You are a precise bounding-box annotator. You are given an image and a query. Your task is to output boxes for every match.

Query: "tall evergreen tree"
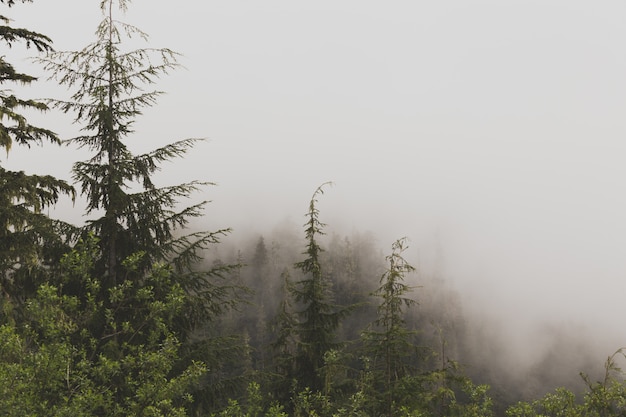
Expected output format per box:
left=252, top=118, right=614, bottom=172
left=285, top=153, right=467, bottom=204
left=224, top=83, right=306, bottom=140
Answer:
left=40, top=0, right=217, bottom=283
left=289, top=182, right=351, bottom=392
left=37, top=1, right=242, bottom=413
left=363, top=237, right=418, bottom=416
left=38, top=0, right=234, bottom=324
left=0, top=0, right=74, bottom=308
left=268, top=268, right=297, bottom=404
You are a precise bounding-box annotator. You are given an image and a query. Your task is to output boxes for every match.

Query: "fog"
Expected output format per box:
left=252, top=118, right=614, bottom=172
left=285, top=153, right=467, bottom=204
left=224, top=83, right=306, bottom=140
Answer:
left=5, top=0, right=626, bottom=395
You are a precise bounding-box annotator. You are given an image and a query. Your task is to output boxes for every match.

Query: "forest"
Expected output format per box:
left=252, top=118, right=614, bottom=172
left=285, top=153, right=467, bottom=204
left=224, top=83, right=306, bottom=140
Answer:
left=1, top=1, right=625, bottom=416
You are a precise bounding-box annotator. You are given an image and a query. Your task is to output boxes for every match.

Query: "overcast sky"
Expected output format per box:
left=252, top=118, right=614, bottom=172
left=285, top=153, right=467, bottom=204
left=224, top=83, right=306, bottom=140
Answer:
left=5, top=1, right=626, bottom=358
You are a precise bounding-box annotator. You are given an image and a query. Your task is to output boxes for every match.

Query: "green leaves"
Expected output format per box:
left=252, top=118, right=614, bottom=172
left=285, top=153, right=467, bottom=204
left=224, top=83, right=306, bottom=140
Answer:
left=0, top=235, right=207, bottom=416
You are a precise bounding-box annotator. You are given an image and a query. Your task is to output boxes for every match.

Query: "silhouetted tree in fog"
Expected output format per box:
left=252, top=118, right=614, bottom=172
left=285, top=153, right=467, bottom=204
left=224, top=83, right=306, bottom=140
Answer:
left=289, top=182, right=352, bottom=392
left=362, top=237, right=417, bottom=415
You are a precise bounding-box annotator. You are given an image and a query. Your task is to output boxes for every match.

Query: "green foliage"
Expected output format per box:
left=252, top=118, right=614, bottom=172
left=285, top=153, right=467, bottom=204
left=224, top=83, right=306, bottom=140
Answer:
left=580, top=348, right=626, bottom=416
left=0, top=235, right=205, bottom=416
left=36, top=6, right=244, bottom=413
left=0, top=0, right=56, bottom=152
left=0, top=0, right=75, bottom=310
left=37, top=0, right=223, bottom=285
left=211, top=382, right=287, bottom=417
left=505, top=349, right=626, bottom=417
left=448, top=380, right=494, bottom=417
left=289, top=182, right=353, bottom=392
left=267, top=268, right=298, bottom=402
left=361, top=237, right=418, bottom=415
left=4, top=3, right=626, bottom=417
left=292, top=386, right=333, bottom=417
left=506, top=388, right=583, bottom=417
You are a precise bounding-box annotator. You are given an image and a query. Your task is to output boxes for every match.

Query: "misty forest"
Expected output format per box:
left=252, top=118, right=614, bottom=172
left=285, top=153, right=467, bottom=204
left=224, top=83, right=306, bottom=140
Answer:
left=2, top=1, right=626, bottom=416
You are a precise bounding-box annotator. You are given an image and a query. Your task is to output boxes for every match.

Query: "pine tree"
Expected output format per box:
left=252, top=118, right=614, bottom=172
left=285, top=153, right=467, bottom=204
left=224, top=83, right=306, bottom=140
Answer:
left=290, top=182, right=351, bottom=392
left=363, top=237, right=418, bottom=415
left=37, top=0, right=235, bottom=326
left=36, top=1, right=242, bottom=413
left=249, top=236, right=270, bottom=370
left=40, top=0, right=215, bottom=282
left=0, top=0, right=74, bottom=308
left=269, top=268, right=298, bottom=403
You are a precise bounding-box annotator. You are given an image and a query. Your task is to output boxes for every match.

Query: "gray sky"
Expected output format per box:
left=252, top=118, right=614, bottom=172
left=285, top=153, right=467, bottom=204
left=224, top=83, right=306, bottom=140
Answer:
left=5, top=1, right=626, bottom=359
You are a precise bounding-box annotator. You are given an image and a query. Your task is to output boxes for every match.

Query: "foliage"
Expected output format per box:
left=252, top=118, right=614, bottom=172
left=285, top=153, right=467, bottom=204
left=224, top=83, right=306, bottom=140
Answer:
left=289, top=182, right=353, bottom=393
left=38, top=0, right=226, bottom=285
left=0, top=0, right=75, bottom=310
left=361, top=237, right=418, bottom=415
left=5, top=2, right=626, bottom=417
left=0, top=235, right=205, bottom=416
left=35, top=0, right=243, bottom=344
left=505, top=349, right=626, bottom=417
left=267, top=268, right=298, bottom=403
left=580, top=348, right=626, bottom=416
left=33, top=0, right=244, bottom=413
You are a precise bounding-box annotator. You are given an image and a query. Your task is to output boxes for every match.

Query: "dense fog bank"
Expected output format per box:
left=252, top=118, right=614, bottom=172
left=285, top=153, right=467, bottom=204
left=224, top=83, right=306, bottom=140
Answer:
left=201, top=214, right=622, bottom=412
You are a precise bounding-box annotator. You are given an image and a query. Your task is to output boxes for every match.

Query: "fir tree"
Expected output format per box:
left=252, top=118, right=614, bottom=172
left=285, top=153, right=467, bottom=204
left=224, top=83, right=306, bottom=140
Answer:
left=39, top=0, right=220, bottom=283
left=37, top=1, right=242, bottom=413
left=269, top=268, right=297, bottom=403
left=37, top=0, right=235, bottom=327
left=0, top=0, right=74, bottom=308
left=290, top=182, right=351, bottom=392
left=363, top=237, right=418, bottom=415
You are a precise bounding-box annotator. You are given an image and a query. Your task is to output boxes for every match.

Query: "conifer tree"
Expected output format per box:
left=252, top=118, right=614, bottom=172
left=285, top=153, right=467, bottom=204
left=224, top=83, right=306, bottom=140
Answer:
left=363, top=237, right=418, bottom=415
left=269, top=268, right=297, bottom=403
left=40, top=0, right=216, bottom=282
left=249, top=236, right=270, bottom=369
left=37, top=0, right=234, bottom=324
left=37, top=1, right=241, bottom=412
left=0, top=0, right=74, bottom=307
left=289, top=182, right=351, bottom=392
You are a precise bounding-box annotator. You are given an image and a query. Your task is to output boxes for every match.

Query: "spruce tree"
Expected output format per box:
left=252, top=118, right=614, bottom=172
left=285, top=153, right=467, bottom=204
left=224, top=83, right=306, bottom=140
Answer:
left=0, top=0, right=74, bottom=307
left=269, top=268, right=297, bottom=403
left=289, top=182, right=351, bottom=392
left=363, top=237, right=418, bottom=415
left=37, top=0, right=234, bottom=322
left=40, top=0, right=215, bottom=283
left=36, top=1, right=241, bottom=412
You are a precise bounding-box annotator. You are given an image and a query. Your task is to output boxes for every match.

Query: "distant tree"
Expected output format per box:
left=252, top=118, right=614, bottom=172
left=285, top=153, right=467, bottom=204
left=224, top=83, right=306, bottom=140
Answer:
left=326, top=233, right=380, bottom=343
left=253, top=236, right=269, bottom=273
left=289, top=182, right=352, bottom=392
left=0, top=0, right=74, bottom=309
left=362, top=237, right=418, bottom=415
left=326, top=235, right=360, bottom=307
left=242, top=236, right=272, bottom=372
left=268, top=268, right=298, bottom=404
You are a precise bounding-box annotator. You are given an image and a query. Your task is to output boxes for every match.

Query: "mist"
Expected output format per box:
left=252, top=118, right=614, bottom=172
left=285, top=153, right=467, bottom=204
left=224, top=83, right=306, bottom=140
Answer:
left=4, top=0, right=626, bottom=408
